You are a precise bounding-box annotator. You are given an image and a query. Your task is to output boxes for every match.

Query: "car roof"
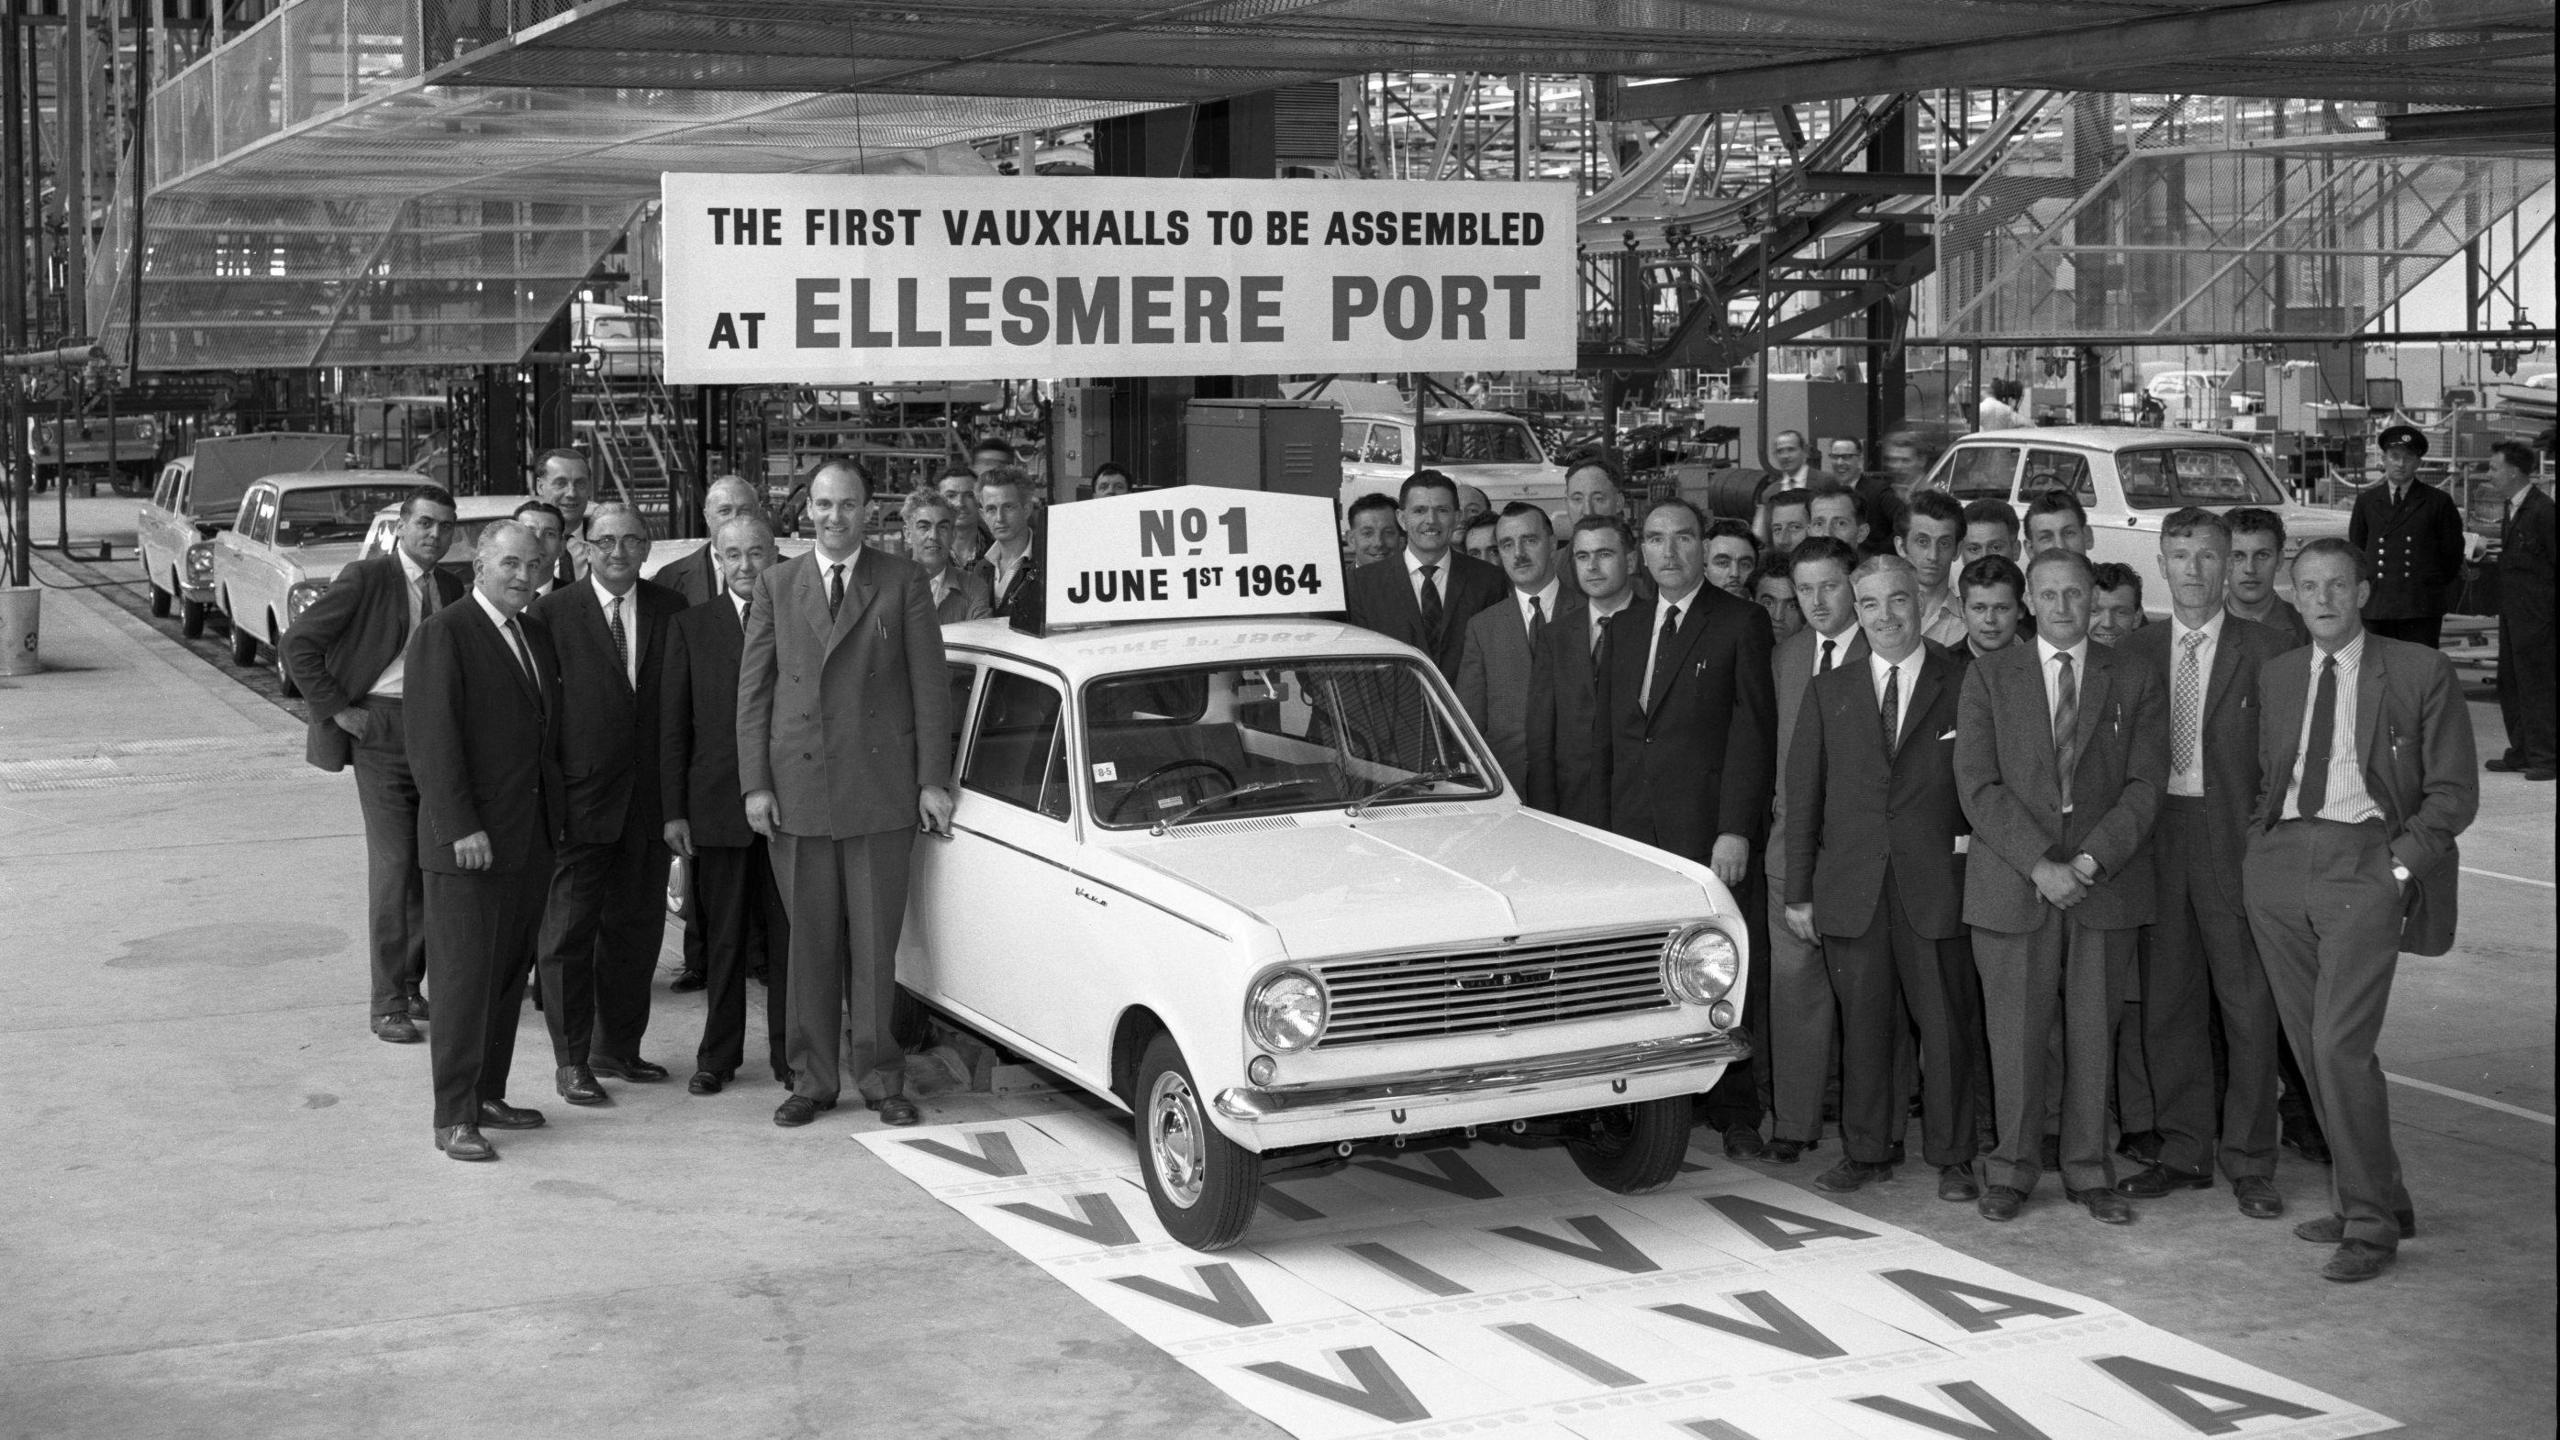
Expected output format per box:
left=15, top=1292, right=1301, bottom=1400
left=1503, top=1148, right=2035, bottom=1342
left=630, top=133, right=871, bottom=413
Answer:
left=1344, top=408, right=1525, bottom=425
left=249, top=469, right=427, bottom=492
left=1952, top=425, right=2255, bottom=453
left=943, top=616, right=1429, bottom=686
left=369, top=493, right=533, bottom=520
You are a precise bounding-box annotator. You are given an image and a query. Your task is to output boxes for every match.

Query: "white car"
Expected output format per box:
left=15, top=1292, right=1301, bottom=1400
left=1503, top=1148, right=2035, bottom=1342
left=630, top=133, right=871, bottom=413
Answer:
left=135, top=433, right=345, bottom=639
left=1928, top=426, right=2349, bottom=601
left=907, top=616, right=1751, bottom=1251
left=1338, top=408, right=1566, bottom=515
left=211, top=471, right=420, bottom=690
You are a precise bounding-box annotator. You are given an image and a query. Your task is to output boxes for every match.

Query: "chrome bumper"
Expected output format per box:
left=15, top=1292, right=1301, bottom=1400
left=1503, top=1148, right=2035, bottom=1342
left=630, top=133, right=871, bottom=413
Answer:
left=1213, top=1030, right=1751, bottom=1123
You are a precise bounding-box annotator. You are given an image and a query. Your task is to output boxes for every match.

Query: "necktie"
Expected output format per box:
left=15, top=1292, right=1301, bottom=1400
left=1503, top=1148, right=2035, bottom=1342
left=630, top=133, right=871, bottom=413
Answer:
left=415, top=571, right=439, bottom=620
left=502, top=616, right=540, bottom=703
left=1820, top=636, right=1836, bottom=673
left=1880, top=662, right=1902, bottom=759
left=2297, top=655, right=2338, bottom=819
left=1527, top=594, right=1548, bottom=648
left=2172, top=629, right=2206, bottom=774
left=1647, top=604, right=1681, bottom=711
left=1418, top=562, right=1444, bottom=639
left=608, top=594, right=630, bottom=685
left=2053, top=651, right=2080, bottom=812
left=827, top=562, right=847, bottom=620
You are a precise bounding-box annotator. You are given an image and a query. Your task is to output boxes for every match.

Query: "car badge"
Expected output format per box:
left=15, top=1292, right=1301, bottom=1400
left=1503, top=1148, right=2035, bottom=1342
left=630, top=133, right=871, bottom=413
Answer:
left=1455, top=968, right=1553, bottom=992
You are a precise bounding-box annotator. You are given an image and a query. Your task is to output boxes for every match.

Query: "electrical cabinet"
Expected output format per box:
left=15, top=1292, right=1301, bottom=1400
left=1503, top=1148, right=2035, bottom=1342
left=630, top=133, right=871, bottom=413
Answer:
left=1182, top=399, right=1342, bottom=497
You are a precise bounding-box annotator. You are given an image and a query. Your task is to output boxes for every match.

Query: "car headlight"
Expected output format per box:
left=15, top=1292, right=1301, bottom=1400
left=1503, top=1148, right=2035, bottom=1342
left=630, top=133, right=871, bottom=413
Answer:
left=287, top=581, right=325, bottom=626
left=1663, top=923, right=1741, bottom=1005
left=1245, top=969, right=1328, bottom=1053
left=184, top=543, right=214, bottom=582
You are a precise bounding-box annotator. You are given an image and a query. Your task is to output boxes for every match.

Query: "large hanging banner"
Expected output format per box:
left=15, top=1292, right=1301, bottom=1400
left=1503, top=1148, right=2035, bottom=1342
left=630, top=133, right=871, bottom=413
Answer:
left=659, top=175, right=1580, bottom=385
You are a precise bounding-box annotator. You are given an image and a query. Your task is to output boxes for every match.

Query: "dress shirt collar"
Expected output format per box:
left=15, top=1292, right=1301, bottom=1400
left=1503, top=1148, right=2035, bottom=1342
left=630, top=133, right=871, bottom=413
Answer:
left=590, top=572, right=635, bottom=612
left=470, top=587, right=515, bottom=632
left=1403, top=545, right=1450, bottom=581
left=814, top=543, right=862, bottom=575
left=1588, top=588, right=1633, bottom=622
left=2171, top=608, right=2225, bottom=646
left=2036, top=631, right=2090, bottom=674
left=2315, top=628, right=2366, bottom=672
left=1867, top=643, right=1924, bottom=698
left=731, top=588, right=752, bottom=622
left=1515, top=577, right=1562, bottom=629
left=393, top=548, right=430, bottom=587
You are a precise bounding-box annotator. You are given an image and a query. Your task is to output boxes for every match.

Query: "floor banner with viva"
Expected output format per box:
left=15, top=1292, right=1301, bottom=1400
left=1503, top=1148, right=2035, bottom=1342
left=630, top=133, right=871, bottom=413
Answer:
left=658, top=174, right=1581, bottom=384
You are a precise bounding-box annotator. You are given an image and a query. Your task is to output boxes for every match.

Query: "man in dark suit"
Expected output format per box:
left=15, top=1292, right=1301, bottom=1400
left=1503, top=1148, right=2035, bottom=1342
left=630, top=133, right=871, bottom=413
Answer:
left=2246, top=539, right=2478, bottom=1282
left=656, top=475, right=766, bottom=608
left=2484, top=442, right=2554, bottom=781
left=663, top=515, right=792, bottom=1095
left=2111, top=509, right=2293, bottom=1219
left=283, top=485, right=466, bottom=1043
left=741, top=460, right=954, bottom=1130
left=406, top=521, right=565, bottom=1161
left=1530, top=515, right=1635, bottom=825
left=2348, top=425, right=2464, bottom=648
left=533, top=448, right=600, bottom=589
left=1458, top=504, right=1576, bottom=799
left=1787, top=556, right=1979, bottom=1200
left=2225, top=507, right=2313, bottom=650
left=904, top=490, right=993, bottom=625
left=1609, top=497, right=1779, bottom=1156
left=1957, top=548, right=2167, bottom=1225
left=1344, top=470, right=1508, bottom=679
left=526, top=503, right=688, bottom=1104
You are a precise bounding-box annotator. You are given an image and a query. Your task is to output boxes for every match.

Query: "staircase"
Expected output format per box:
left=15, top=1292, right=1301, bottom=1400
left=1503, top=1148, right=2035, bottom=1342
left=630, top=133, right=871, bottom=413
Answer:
left=575, top=369, right=697, bottom=537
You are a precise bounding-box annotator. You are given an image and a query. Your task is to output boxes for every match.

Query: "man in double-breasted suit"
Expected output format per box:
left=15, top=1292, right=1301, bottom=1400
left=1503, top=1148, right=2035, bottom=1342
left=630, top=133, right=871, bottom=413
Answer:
left=1458, top=504, right=1578, bottom=801
left=1787, top=556, right=1978, bottom=1200
left=2245, top=539, right=2477, bottom=1282
left=2485, top=441, right=2554, bottom=779
left=1957, top=547, right=2167, bottom=1224
left=740, top=461, right=954, bottom=1130
left=1344, top=471, right=1508, bottom=679
left=1529, top=515, right=1636, bottom=825
left=527, top=504, right=688, bottom=1104
left=663, top=516, right=792, bottom=1095
left=2347, top=425, right=2465, bottom=648
left=406, top=522, right=566, bottom=1161
left=282, top=485, right=465, bottom=1043
left=2113, top=509, right=2294, bottom=1218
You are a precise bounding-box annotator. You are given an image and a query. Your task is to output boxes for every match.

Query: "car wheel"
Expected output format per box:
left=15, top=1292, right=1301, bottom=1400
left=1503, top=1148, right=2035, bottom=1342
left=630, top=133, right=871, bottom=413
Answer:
left=147, top=576, right=172, bottom=617
left=228, top=612, right=260, bottom=666
left=1563, top=1096, right=1691, bottom=1195
left=271, top=623, right=299, bottom=696
left=1133, top=1031, right=1260, bottom=1252
left=178, top=595, right=207, bottom=638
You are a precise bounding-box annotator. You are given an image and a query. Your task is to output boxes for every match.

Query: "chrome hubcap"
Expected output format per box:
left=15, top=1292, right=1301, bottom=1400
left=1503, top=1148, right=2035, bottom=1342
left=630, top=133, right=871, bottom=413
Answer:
left=1148, top=1070, right=1207, bottom=1209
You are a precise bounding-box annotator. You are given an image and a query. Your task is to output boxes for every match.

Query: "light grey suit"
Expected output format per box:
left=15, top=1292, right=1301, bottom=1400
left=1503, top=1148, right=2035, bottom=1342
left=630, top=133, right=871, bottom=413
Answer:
left=1765, top=623, right=1866, bottom=1145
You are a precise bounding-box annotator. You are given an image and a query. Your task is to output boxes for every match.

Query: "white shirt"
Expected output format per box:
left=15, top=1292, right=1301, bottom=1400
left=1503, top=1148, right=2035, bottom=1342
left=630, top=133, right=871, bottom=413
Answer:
left=1919, top=586, right=1968, bottom=648
left=1868, top=645, right=1926, bottom=749
left=1811, top=624, right=1856, bottom=674
left=1403, top=545, right=1449, bottom=610
left=731, top=589, right=752, bottom=626
left=2166, top=609, right=2225, bottom=798
left=1639, top=583, right=1704, bottom=706
left=471, top=588, right=539, bottom=689
left=817, top=547, right=861, bottom=612
left=988, top=537, right=1031, bottom=598
left=366, top=549, right=436, bottom=701
left=2281, top=632, right=2382, bottom=824
left=928, top=565, right=956, bottom=609
left=1976, top=397, right=2024, bottom=432
left=1513, top=578, right=1562, bottom=638
left=592, top=574, right=641, bottom=688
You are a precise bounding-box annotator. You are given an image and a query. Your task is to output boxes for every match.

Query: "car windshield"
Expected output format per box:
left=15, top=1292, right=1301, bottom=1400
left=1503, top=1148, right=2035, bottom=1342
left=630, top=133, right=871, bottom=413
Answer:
left=2117, top=447, right=2285, bottom=509
left=1083, top=658, right=1497, bottom=829
left=1418, top=420, right=1541, bottom=465
left=277, top=485, right=414, bottom=545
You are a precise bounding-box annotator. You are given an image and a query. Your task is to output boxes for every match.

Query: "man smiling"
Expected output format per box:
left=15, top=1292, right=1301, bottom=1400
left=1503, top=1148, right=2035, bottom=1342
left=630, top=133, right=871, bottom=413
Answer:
left=1345, top=470, right=1506, bottom=679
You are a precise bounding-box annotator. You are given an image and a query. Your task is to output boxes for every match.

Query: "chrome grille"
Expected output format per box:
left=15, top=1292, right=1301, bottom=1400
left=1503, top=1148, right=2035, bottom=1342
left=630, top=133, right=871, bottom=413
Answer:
left=1313, top=928, right=1676, bottom=1048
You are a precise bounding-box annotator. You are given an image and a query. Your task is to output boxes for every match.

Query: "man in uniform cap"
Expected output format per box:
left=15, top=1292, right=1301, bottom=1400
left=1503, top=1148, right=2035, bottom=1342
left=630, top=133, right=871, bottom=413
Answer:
left=2347, top=425, right=2464, bottom=649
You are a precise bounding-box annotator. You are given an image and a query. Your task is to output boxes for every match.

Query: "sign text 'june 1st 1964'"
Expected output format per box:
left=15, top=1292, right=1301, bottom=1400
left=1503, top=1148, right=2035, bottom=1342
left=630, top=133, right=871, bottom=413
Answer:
left=1047, top=488, right=1345, bottom=628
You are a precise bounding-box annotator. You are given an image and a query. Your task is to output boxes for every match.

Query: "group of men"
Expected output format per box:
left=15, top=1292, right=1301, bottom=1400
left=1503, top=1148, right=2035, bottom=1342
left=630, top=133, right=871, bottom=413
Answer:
left=1351, top=442, right=2500, bottom=1283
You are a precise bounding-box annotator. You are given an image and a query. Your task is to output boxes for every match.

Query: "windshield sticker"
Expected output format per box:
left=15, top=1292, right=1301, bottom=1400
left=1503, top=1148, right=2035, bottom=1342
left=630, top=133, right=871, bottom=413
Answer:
left=1092, top=761, right=1119, bottom=783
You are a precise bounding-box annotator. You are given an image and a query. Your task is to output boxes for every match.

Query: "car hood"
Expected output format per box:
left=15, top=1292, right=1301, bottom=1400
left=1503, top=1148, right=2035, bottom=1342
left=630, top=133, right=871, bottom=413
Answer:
left=277, top=540, right=367, bottom=580
left=1118, top=807, right=1716, bottom=959
left=2277, top=503, right=2351, bottom=539
left=1419, top=460, right=1561, bottom=486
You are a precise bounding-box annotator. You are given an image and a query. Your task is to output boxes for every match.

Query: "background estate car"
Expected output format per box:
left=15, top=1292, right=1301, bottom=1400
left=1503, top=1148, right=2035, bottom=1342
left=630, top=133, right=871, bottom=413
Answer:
left=1338, top=407, right=1567, bottom=517
left=903, top=616, right=1752, bottom=1251
left=211, top=471, right=419, bottom=692
left=135, top=432, right=345, bottom=638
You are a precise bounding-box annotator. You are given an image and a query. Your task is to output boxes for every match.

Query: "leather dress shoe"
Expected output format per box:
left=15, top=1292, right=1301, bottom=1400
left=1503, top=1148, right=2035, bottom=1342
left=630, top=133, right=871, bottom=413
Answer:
left=2232, top=1175, right=2284, bottom=1218
left=2295, top=1210, right=2416, bottom=1243
left=405, top=989, right=431, bottom=1022
left=2116, top=1162, right=2212, bottom=1198
left=556, top=1065, right=610, bottom=1106
left=2281, top=1116, right=2331, bottom=1165
left=588, top=1055, right=669, bottom=1083
left=1721, top=1124, right=1766, bottom=1160
left=2527, top=769, right=2555, bottom=782
left=670, top=969, right=708, bottom=993
left=875, top=1095, right=922, bottom=1127
left=434, top=1124, right=496, bottom=1161
left=2322, top=1240, right=2396, bottom=1283
left=1938, top=1165, right=1981, bottom=1202
left=1978, top=1185, right=2027, bottom=1222
left=1813, top=1158, right=1893, bottom=1193
left=688, top=1070, right=728, bottom=1096
left=775, top=1094, right=836, bottom=1127
left=1763, top=1137, right=1809, bottom=1164
left=373, top=1014, right=423, bottom=1044
left=2115, top=1129, right=2164, bottom=1163
left=2486, top=756, right=2526, bottom=773
left=476, top=1099, right=545, bottom=1130
left=2067, top=1186, right=2136, bottom=1224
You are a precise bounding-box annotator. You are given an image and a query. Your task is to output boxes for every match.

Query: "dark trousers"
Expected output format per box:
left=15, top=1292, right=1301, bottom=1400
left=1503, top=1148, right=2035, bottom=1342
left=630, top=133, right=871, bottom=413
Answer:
left=774, top=828, right=911, bottom=1105
left=1763, top=868, right=1834, bottom=1144
left=535, top=821, right=672, bottom=1067
left=1827, top=875, right=1979, bottom=1168
left=2245, top=819, right=2413, bottom=1252
left=2365, top=615, right=2442, bottom=649
left=1700, top=857, right=1770, bottom=1130
left=2496, top=617, right=2555, bottom=770
left=695, top=839, right=791, bottom=1079
left=679, top=864, right=708, bottom=977
left=1975, top=912, right=2134, bottom=1195
left=350, top=702, right=427, bottom=1020
left=2140, top=798, right=2281, bottom=1180
left=423, top=864, right=547, bottom=1128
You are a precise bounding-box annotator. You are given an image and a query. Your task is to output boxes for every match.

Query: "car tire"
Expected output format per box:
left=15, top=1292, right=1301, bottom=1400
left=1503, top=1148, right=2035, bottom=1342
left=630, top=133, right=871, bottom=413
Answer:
left=1564, top=1096, right=1691, bottom=1195
left=272, top=623, right=299, bottom=696
left=1133, top=1031, right=1260, bottom=1252
left=178, top=595, right=207, bottom=639
left=228, top=613, right=260, bottom=666
left=147, top=577, right=172, bottom=618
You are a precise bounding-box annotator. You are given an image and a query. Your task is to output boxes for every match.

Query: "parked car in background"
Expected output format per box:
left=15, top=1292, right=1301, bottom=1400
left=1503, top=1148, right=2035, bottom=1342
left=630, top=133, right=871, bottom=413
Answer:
left=135, top=433, right=345, bottom=639
left=1338, top=408, right=1567, bottom=515
left=358, top=493, right=528, bottom=578
left=211, top=472, right=418, bottom=692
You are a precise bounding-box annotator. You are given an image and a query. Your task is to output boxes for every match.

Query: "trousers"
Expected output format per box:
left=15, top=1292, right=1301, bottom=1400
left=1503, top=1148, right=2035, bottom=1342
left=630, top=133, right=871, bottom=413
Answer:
left=774, top=828, right=912, bottom=1105
left=423, top=863, right=547, bottom=1128
left=1763, top=868, right=1836, bottom=1144
left=1827, top=874, right=1981, bottom=1168
left=1974, top=911, right=2135, bottom=1195
left=2140, top=797, right=2281, bottom=1180
left=695, top=838, right=791, bottom=1079
left=350, top=702, right=427, bottom=1020
left=535, top=820, right=672, bottom=1067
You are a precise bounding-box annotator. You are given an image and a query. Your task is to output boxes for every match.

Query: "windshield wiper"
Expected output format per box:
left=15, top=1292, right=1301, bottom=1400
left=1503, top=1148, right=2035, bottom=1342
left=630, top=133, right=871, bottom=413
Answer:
left=1152, top=779, right=1322, bottom=835
left=1347, top=764, right=1479, bottom=819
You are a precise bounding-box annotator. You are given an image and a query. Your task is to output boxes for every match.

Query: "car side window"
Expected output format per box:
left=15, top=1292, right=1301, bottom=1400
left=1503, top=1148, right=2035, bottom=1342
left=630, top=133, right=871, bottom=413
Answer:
left=152, top=467, right=174, bottom=510
left=2118, top=451, right=2178, bottom=509
left=1339, top=422, right=1370, bottom=464
left=962, top=670, right=1071, bottom=821
left=945, top=663, right=979, bottom=762
left=1366, top=425, right=1403, bottom=466
left=1942, top=446, right=2019, bottom=500
left=2023, top=450, right=2094, bottom=507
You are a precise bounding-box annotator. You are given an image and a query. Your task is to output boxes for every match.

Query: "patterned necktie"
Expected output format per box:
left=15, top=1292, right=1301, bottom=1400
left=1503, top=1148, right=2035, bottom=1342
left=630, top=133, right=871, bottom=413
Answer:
left=1647, top=604, right=1681, bottom=712
left=1418, top=562, right=1443, bottom=639
left=1880, top=661, right=1902, bottom=759
left=2172, top=629, right=2206, bottom=774
left=2053, top=651, right=2080, bottom=812
left=2297, top=655, right=2338, bottom=819
left=608, top=594, right=630, bottom=685
left=827, top=563, right=846, bottom=620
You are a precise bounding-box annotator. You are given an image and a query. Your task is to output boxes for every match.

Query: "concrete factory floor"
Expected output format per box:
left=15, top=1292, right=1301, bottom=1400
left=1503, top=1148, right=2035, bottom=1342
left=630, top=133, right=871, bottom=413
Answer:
left=1, top=498, right=2551, bottom=1439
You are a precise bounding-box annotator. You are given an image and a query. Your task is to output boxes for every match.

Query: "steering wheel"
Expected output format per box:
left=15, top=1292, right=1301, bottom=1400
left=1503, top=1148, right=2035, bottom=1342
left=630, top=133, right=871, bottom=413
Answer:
left=1106, top=758, right=1236, bottom=825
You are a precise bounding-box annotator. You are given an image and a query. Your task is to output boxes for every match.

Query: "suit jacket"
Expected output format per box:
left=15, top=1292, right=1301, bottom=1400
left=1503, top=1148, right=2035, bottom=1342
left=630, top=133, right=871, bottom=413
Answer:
left=738, top=547, right=954, bottom=839
left=1456, top=588, right=1580, bottom=798
left=2120, top=614, right=2288, bottom=911
left=933, top=567, right=995, bottom=626
left=2251, top=634, right=2479, bottom=956
left=405, top=598, right=565, bottom=875
left=527, top=577, right=687, bottom=845
left=1955, top=638, right=2167, bottom=934
left=657, top=542, right=722, bottom=608
left=1786, top=645, right=1969, bottom=939
left=1345, top=547, right=1509, bottom=678
left=1529, top=597, right=1619, bottom=825
left=977, top=533, right=1042, bottom=620
left=1767, top=624, right=1869, bottom=881
left=660, top=595, right=756, bottom=850
left=281, top=555, right=466, bottom=771
left=1606, top=584, right=1779, bottom=863
left=2232, top=597, right=2311, bottom=651
left=2348, top=478, right=2465, bottom=621
left=1851, top=473, right=1906, bottom=560
left=2500, top=484, right=2555, bottom=639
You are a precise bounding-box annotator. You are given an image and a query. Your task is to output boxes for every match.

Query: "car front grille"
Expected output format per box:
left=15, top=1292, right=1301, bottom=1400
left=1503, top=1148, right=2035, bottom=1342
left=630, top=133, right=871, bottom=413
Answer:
left=1312, top=928, right=1675, bottom=1048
